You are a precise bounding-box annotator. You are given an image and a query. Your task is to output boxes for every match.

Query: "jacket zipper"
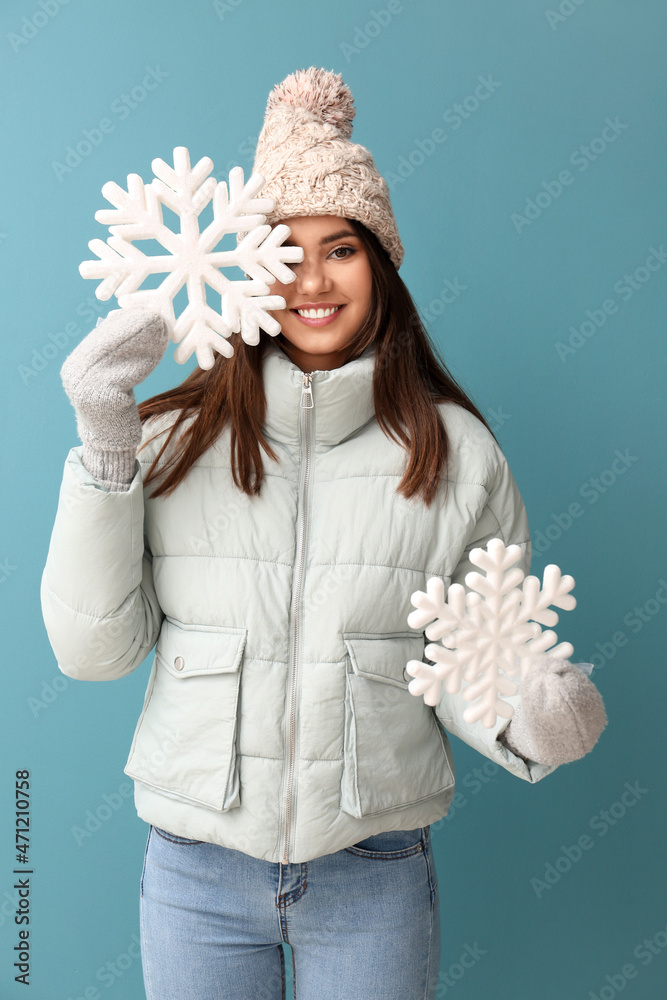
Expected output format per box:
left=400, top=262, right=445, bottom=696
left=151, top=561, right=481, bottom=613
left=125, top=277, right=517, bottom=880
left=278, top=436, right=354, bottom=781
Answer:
left=281, top=371, right=314, bottom=863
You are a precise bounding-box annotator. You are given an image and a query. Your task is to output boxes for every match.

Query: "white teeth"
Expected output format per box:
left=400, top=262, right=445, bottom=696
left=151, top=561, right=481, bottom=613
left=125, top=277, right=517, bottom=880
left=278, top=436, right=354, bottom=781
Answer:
left=296, top=306, right=341, bottom=318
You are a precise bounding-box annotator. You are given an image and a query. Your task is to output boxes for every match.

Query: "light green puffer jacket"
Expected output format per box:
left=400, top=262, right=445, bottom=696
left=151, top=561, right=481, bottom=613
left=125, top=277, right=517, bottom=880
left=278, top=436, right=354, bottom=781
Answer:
left=41, top=338, right=557, bottom=863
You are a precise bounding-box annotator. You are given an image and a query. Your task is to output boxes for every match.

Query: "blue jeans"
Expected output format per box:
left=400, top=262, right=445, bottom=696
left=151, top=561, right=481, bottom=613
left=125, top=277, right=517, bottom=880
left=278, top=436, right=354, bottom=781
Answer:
left=139, top=823, right=441, bottom=999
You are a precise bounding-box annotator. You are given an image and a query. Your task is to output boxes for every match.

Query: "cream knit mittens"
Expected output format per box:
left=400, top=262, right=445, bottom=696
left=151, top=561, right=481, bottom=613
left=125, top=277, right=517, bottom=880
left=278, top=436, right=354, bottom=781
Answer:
left=60, top=307, right=169, bottom=491
left=499, top=657, right=608, bottom=766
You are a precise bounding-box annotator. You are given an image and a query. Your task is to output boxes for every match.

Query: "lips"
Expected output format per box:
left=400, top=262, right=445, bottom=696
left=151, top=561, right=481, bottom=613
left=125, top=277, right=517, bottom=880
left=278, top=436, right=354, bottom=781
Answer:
left=291, top=304, right=345, bottom=327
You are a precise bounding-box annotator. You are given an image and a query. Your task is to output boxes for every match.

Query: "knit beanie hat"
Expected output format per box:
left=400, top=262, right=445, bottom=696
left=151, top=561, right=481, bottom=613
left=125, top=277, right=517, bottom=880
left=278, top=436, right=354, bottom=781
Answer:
left=236, top=66, right=404, bottom=269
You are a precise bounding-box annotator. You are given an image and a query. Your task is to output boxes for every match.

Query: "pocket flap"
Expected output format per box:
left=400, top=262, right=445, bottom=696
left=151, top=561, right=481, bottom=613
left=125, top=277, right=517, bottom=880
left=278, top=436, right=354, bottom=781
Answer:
left=343, top=631, right=425, bottom=688
left=156, top=619, right=247, bottom=678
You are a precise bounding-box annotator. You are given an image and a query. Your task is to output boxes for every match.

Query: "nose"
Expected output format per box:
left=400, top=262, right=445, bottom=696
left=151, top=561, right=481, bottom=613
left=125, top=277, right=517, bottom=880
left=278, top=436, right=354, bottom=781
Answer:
left=292, top=253, right=333, bottom=296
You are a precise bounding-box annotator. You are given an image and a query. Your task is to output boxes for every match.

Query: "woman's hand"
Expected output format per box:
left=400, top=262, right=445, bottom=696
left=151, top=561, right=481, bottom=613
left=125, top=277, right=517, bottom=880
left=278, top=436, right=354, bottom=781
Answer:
left=499, top=656, right=608, bottom=766
left=60, top=306, right=170, bottom=491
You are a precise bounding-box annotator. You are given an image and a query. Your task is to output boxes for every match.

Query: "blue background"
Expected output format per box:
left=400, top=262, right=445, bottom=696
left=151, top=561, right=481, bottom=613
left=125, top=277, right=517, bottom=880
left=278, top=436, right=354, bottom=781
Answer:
left=1, top=0, right=666, bottom=997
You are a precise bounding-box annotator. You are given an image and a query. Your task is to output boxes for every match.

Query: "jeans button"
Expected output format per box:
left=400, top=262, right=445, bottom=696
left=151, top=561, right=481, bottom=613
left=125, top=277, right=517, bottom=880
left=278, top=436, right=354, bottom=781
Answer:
left=174, top=656, right=184, bottom=671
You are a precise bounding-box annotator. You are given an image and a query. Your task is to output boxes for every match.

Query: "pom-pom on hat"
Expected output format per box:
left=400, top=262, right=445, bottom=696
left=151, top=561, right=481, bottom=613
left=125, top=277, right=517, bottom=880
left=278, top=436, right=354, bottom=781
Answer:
left=237, top=67, right=404, bottom=269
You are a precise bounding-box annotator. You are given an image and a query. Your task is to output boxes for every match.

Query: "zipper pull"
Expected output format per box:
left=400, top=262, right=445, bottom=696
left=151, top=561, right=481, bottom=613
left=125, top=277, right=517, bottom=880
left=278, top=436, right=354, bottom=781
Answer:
left=300, top=372, right=314, bottom=408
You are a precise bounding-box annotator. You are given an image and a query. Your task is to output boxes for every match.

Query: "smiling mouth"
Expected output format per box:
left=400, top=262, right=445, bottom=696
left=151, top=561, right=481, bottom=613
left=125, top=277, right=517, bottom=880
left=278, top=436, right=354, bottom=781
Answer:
left=291, top=305, right=345, bottom=326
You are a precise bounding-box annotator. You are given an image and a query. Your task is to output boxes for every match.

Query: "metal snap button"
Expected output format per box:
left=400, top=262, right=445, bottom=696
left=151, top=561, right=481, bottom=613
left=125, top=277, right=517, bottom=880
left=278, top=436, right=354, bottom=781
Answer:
left=174, top=656, right=184, bottom=671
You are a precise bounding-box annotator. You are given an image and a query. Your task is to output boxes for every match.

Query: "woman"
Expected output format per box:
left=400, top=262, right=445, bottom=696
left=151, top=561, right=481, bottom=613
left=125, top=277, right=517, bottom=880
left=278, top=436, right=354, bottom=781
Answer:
left=41, top=68, right=607, bottom=1000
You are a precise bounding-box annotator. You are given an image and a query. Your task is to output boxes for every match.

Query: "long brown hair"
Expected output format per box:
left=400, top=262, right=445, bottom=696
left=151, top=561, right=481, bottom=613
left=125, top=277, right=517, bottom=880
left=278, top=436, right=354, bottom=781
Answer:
left=137, top=217, right=497, bottom=506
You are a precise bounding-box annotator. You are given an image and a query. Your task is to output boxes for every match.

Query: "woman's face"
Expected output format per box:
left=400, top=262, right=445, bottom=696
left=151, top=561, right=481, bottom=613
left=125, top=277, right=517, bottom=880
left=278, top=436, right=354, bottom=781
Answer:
left=265, top=214, right=373, bottom=372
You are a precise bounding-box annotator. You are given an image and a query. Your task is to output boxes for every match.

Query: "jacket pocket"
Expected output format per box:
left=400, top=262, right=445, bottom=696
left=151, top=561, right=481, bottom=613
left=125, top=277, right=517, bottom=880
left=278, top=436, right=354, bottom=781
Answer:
left=123, top=619, right=247, bottom=811
left=340, top=631, right=455, bottom=819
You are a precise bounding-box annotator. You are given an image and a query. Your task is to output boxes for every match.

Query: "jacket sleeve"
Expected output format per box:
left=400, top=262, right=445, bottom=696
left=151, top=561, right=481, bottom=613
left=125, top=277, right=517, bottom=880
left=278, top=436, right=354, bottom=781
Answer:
left=434, top=440, right=559, bottom=784
left=40, top=445, right=164, bottom=682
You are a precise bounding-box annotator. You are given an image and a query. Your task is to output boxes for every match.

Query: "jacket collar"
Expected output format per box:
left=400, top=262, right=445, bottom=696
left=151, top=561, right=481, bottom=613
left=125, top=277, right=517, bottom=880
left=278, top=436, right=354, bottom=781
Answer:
left=261, top=338, right=377, bottom=447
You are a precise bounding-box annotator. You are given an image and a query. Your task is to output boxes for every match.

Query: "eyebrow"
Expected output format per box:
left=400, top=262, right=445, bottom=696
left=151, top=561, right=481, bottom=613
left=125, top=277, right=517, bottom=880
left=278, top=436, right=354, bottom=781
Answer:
left=283, top=228, right=358, bottom=247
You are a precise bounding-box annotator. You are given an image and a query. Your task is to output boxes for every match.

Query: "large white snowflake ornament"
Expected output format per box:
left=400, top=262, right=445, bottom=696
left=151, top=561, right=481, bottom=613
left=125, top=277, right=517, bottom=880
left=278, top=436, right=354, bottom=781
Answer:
left=79, top=146, right=304, bottom=370
left=405, top=538, right=578, bottom=728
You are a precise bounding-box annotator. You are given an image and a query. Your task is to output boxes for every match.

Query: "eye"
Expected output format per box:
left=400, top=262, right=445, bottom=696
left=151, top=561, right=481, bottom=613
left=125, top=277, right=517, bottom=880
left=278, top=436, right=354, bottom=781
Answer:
left=329, top=245, right=357, bottom=260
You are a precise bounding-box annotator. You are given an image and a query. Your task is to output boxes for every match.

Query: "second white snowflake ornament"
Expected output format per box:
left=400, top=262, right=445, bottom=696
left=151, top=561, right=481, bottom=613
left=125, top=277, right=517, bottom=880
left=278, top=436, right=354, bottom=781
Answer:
left=405, top=538, right=579, bottom=728
left=79, top=146, right=305, bottom=370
